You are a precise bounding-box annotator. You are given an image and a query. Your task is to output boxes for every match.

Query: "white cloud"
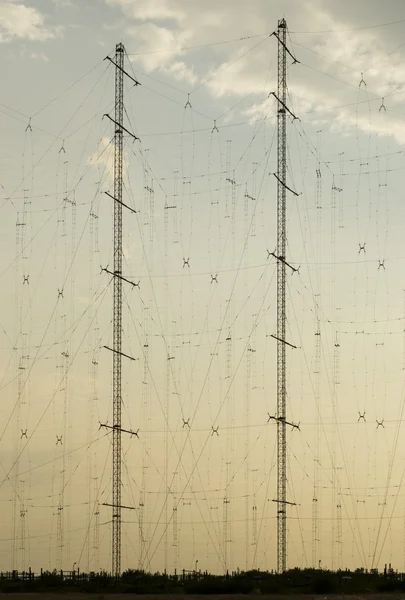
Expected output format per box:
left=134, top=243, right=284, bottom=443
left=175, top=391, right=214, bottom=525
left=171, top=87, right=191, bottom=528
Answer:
left=30, top=51, right=49, bottom=62
left=52, top=0, right=73, bottom=6
left=0, top=1, right=57, bottom=42
left=104, top=0, right=405, bottom=144
left=105, top=0, right=184, bottom=23
left=88, top=136, right=115, bottom=183
left=89, top=136, right=131, bottom=185
left=127, top=22, right=196, bottom=84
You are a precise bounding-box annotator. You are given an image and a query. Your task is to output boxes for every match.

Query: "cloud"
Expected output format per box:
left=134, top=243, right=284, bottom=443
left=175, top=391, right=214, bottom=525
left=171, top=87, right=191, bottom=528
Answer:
left=88, top=136, right=115, bottom=183
left=89, top=136, right=132, bottom=185
left=104, top=0, right=405, bottom=144
left=30, top=51, right=49, bottom=62
left=0, top=1, right=57, bottom=42
left=52, top=0, right=73, bottom=7
left=105, top=0, right=184, bottom=23
left=127, top=22, right=196, bottom=84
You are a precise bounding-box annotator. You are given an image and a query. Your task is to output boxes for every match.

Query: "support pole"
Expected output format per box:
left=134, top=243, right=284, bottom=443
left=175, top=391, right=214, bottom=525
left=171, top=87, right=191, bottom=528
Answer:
left=276, top=18, right=287, bottom=574
left=112, top=42, right=124, bottom=579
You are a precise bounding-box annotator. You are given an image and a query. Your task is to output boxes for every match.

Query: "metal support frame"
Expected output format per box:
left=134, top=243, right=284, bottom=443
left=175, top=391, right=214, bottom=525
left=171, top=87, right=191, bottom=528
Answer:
left=276, top=18, right=287, bottom=574
left=112, top=42, right=124, bottom=579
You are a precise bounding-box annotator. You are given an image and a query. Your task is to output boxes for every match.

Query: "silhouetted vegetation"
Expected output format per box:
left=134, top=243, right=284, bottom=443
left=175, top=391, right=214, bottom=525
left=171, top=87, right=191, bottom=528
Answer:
left=0, top=565, right=404, bottom=594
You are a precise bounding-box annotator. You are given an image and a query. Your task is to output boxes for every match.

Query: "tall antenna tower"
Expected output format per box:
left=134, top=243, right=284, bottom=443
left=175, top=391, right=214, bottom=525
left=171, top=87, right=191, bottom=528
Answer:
left=102, top=42, right=140, bottom=579
left=111, top=42, right=125, bottom=580
left=273, top=18, right=299, bottom=573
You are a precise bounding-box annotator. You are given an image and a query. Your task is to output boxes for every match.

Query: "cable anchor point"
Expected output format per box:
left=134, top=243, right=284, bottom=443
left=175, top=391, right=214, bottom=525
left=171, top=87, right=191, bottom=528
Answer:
left=358, top=242, right=366, bottom=254
left=59, top=140, right=66, bottom=154
left=185, top=93, right=192, bottom=109
left=56, top=436, right=63, bottom=445
left=376, top=419, right=384, bottom=429
left=211, top=426, right=219, bottom=436
left=183, top=257, right=190, bottom=268
left=358, top=412, right=366, bottom=422
left=25, top=118, right=32, bottom=132
left=378, top=260, right=385, bottom=270
left=359, top=72, right=366, bottom=88
left=379, top=97, right=386, bottom=112
left=211, top=274, right=218, bottom=284
left=212, top=120, right=219, bottom=133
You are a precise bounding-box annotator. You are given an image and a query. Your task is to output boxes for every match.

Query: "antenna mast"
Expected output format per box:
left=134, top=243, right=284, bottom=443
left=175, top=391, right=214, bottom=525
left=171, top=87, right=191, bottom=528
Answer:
left=103, top=42, right=140, bottom=579
left=276, top=16, right=288, bottom=575
left=112, top=41, right=124, bottom=580
left=274, top=18, right=298, bottom=574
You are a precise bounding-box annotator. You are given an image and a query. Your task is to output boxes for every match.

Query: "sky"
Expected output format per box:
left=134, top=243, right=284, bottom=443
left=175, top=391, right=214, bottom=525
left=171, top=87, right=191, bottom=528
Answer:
left=1, top=0, right=405, bottom=577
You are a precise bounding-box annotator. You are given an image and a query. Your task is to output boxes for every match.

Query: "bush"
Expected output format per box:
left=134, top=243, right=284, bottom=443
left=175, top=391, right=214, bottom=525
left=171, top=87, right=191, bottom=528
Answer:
left=185, top=578, right=254, bottom=594
left=259, top=580, right=281, bottom=594
left=313, top=576, right=338, bottom=594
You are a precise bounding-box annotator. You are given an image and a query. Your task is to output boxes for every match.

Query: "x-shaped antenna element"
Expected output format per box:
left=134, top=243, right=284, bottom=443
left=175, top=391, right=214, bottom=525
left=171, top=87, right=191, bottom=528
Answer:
left=56, top=436, right=63, bottom=445
left=211, top=274, right=218, bottom=284
left=359, top=243, right=366, bottom=254
left=376, top=420, right=384, bottom=429
left=359, top=72, right=366, bottom=87
left=379, top=97, right=386, bottom=112
left=59, top=140, right=66, bottom=154
left=23, top=275, right=29, bottom=285
left=182, top=418, right=190, bottom=428
left=21, top=429, right=28, bottom=439
left=212, top=120, right=219, bottom=133
left=58, top=288, right=64, bottom=298
left=25, top=118, right=32, bottom=132
left=211, top=426, right=219, bottom=436
left=183, top=257, right=190, bottom=268
left=378, top=260, right=385, bottom=270
left=358, top=412, right=366, bottom=422
left=185, top=93, right=192, bottom=108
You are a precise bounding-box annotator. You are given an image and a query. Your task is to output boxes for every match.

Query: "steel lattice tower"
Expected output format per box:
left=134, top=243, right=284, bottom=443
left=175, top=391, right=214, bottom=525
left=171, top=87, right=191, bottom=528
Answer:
left=276, top=18, right=287, bottom=574
left=102, top=40, right=139, bottom=580
left=112, top=42, right=124, bottom=579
